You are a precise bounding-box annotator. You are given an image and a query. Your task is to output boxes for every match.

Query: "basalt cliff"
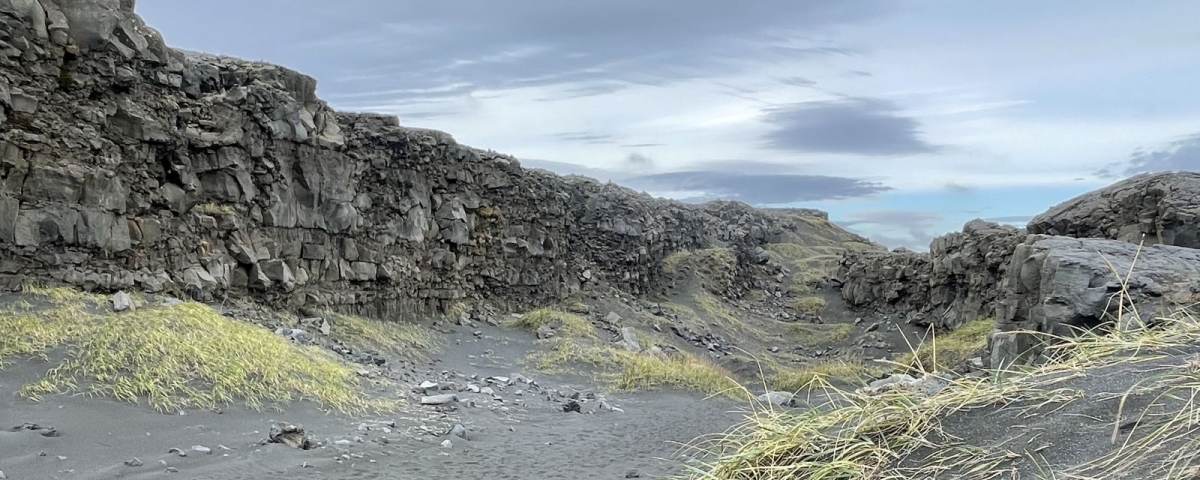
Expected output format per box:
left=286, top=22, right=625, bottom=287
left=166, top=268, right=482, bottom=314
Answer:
left=0, top=0, right=871, bottom=321
left=839, top=172, right=1200, bottom=367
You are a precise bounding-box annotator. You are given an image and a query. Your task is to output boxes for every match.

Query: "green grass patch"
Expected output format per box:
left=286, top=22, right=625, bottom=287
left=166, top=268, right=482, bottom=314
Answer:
left=787, top=296, right=828, bottom=316
left=662, top=250, right=692, bottom=274
left=3, top=289, right=391, bottom=415
left=326, top=312, right=439, bottom=361
left=897, top=318, right=993, bottom=372
left=769, top=359, right=879, bottom=393
left=506, top=308, right=595, bottom=338
left=527, top=338, right=740, bottom=396
left=786, top=323, right=855, bottom=347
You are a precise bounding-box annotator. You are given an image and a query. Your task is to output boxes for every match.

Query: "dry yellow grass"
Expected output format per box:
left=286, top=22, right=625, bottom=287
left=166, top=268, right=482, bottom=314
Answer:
left=527, top=337, right=740, bottom=396
left=788, top=296, right=828, bottom=316
left=506, top=308, right=595, bottom=338
left=786, top=323, right=855, bottom=347
left=326, top=311, right=439, bottom=361
left=682, top=240, right=1200, bottom=479
left=896, top=318, right=993, bottom=372
left=769, top=359, right=879, bottom=393
left=3, top=287, right=392, bottom=415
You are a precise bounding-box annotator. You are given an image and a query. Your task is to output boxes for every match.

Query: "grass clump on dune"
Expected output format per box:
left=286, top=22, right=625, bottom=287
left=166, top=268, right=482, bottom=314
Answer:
left=663, top=250, right=693, bottom=274
left=896, top=318, right=994, bottom=372
left=326, top=311, right=439, bottom=361
left=507, top=307, right=595, bottom=338
left=786, top=323, right=854, bottom=347
left=3, top=287, right=390, bottom=415
left=682, top=247, right=1200, bottom=479
left=768, top=359, right=878, bottom=393
left=527, top=335, right=740, bottom=397
left=685, top=371, right=1079, bottom=480
left=787, top=296, right=827, bottom=316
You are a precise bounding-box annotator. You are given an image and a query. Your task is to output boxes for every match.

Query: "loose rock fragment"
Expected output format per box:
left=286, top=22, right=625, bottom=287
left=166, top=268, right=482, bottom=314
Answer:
left=268, top=423, right=314, bottom=450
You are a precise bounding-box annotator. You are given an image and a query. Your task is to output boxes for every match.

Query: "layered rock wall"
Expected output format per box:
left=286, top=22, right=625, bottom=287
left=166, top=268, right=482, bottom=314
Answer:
left=991, top=235, right=1200, bottom=367
left=0, top=1, right=846, bottom=318
left=838, top=220, right=1024, bottom=329
left=1029, top=172, right=1200, bottom=248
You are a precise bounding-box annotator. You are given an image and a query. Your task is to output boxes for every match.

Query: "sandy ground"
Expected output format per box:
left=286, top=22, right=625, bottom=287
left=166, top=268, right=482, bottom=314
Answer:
left=0, top=321, right=749, bottom=480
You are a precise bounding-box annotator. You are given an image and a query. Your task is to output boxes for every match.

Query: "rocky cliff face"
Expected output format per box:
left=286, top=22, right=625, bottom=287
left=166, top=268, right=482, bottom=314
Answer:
left=837, top=219, right=1024, bottom=329
left=839, top=174, right=1200, bottom=368
left=1029, top=172, right=1200, bottom=248
left=991, top=235, right=1200, bottom=367
left=0, top=0, right=866, bottom=319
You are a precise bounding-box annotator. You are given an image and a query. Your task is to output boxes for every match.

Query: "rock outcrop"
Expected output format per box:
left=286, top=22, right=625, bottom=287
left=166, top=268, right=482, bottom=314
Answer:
left=838, top=219, right=1024, bottom=329
left=839, top=172, right=1200, bottom=369
left=990, top=235, right=1200, bottom=367
left=0, top=1, right=862, bottom=319
left=1029, top=172, right=1200, bottom=249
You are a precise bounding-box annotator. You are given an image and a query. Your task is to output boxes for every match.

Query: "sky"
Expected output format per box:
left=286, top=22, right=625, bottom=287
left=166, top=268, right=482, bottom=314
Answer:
left=137, top=0, right=1200, bottom=250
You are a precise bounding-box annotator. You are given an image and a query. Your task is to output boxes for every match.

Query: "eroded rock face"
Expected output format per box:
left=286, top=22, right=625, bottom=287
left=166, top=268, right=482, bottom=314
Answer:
left=990, top=235, right=1200, bottom=367
left=838, top=220, right=1025, bottom=329
left=0, top=1, right=857, bottom=318
left=1028, top=172, right=1200, bottom=249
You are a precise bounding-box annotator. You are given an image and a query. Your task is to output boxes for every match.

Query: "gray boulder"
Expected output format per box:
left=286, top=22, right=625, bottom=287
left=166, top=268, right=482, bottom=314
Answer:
left=420, top=394, right=458, bottom=406
left=616, top=326, right=641, bottom=352
left=756, top=391, right=795, bottom=407
left=991, top=235, right=1200, bottom=367
left=1028, top=172, right=1200, bottom=249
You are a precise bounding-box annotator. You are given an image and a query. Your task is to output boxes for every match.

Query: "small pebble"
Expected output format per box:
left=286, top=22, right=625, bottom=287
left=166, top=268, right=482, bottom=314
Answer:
left=192, top=445, right=212, bottom=455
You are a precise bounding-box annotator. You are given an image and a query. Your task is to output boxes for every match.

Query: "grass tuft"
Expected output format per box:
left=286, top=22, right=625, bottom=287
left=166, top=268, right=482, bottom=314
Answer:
left=527, top=338, right=740, bottom=396
left=663, top=250, right=692, bottom=274
left=787, top=296, right=828, bottom=316
left=769, top=359, right=879, bottom=393
left=785, top=323, right=855, bottom=347
left=681, top=239, right=1200, bottom=479
left=896, top=318, right=993, bottom=372
left=326, top=312, right=439, bottom=362
left=2, top=289, right=393, bottom=415
left=507, top=308, right=595, bottom=338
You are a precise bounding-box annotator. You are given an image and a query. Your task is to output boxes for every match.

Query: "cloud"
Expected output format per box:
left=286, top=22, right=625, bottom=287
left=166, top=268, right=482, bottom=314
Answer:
left=839, top=210, right=943, bottom=250
left=778, top=76, right=818, bottom=88
left=204, top=0, right=888, bottom=107
left=518, top=158, right=627, bottom=181
left=760, top=97, right=943, bottom=156
left=1099, top=133, right=1200, bottom=177
left=620, top=143, right=666, bottom=148
left=944, top=182, right=974, bottom=193
left=514, top=158, right=890, bottom=204
left=624, top=153, right=655, bottom=168
left=842, top=210, right=942, bottom=229
left=553, top=132, right=614, bottom=144
left=624, top=171, right=892, bottom=204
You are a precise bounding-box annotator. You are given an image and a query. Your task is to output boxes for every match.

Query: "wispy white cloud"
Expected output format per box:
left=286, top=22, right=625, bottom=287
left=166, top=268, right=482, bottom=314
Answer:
left=137, top=0, right=1200, bottom=244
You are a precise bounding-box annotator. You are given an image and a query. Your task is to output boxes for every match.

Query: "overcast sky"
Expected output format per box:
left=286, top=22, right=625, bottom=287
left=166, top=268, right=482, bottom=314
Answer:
left=139, top=0, right=1200, bottom=250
